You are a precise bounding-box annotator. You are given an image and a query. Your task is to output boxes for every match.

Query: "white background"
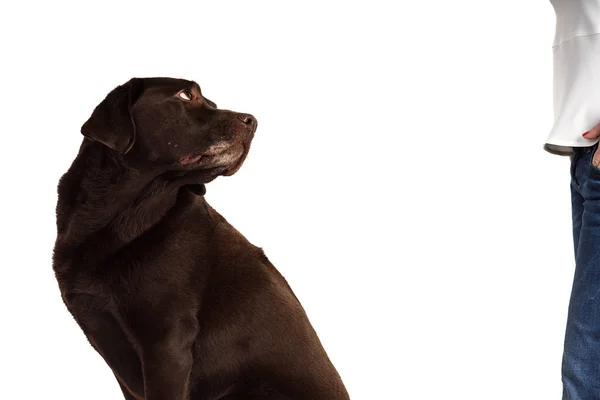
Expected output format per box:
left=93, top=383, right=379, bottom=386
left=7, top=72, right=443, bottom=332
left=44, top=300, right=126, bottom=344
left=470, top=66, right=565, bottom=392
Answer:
left=0, top=1, right=566, bottom=399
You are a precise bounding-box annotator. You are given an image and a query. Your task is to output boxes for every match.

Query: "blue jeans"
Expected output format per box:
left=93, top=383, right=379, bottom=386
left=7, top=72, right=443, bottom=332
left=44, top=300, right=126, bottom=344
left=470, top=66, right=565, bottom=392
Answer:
left=564, top=142, right=600, bottom=399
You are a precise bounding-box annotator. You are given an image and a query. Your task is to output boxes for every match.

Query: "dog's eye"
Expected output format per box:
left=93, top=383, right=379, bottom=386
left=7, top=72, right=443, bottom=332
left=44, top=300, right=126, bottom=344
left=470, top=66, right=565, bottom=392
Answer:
left=178, top=90, right=193, bottom=101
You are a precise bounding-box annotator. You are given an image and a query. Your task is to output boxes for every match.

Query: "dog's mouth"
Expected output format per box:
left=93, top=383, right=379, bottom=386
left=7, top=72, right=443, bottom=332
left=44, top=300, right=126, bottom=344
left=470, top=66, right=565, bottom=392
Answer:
left=222, top=144, right=249, bottom=176
left=179, top=143, right=249, bottom=177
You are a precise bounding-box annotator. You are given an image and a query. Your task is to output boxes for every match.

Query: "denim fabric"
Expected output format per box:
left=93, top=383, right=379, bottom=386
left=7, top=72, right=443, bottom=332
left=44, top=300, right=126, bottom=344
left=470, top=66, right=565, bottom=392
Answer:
left=564, top=141, right=600, bottom=399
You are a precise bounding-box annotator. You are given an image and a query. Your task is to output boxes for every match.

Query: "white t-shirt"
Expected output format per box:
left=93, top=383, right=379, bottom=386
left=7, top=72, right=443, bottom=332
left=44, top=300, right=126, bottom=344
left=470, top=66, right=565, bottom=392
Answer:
left=546, top=0, right=600, bottom=155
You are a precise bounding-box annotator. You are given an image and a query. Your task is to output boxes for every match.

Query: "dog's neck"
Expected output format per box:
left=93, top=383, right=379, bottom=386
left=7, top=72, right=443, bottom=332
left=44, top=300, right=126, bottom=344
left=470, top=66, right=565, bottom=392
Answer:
left=55, top=141, right=207, bottom=261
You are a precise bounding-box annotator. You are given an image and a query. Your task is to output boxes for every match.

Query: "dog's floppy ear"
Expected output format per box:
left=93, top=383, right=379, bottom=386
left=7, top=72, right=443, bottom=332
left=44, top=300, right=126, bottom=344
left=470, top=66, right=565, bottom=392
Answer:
left=81, top=78, right=144, bottom=154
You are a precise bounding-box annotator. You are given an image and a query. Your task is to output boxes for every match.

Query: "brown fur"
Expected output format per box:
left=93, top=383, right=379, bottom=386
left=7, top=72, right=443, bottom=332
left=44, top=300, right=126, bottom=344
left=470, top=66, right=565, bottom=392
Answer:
left=52, top=78, right=349, bottom=399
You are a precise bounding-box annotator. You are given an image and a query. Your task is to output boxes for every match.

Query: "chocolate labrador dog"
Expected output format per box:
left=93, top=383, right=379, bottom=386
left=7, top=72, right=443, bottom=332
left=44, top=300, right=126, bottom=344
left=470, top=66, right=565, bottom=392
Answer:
left=52, top=78, right=349, bottom=400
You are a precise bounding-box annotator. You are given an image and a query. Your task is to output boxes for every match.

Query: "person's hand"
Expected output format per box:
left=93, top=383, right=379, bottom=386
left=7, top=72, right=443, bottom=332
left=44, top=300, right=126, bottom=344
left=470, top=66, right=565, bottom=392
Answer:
left=583, top=122, right=600, bottom=166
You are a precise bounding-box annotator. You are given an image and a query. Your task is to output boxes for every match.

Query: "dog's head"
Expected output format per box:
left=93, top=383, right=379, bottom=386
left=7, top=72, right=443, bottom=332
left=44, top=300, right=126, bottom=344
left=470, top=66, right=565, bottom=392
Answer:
left=81, top=77, right=257, bottom=180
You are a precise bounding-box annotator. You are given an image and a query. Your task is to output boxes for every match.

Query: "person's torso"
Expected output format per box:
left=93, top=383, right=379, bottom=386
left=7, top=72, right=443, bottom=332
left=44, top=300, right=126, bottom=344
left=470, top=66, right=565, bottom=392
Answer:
left=551, top=0, right=600, bottom=46
left=545, top=0, right=600, bottom=155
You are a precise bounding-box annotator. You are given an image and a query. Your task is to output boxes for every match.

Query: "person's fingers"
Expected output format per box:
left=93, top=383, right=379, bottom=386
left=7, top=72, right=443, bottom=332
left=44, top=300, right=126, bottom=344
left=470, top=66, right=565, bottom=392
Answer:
left=581, top=123, right=600, bottom=167
left=593, top=148, right=600, bottom=168
left=583, top=122, right=600, bottom=139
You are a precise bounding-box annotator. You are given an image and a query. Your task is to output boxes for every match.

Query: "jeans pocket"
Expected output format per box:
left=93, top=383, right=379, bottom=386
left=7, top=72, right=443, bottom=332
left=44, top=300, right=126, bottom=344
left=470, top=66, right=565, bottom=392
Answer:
left=589, top=142, right=600, bottom=176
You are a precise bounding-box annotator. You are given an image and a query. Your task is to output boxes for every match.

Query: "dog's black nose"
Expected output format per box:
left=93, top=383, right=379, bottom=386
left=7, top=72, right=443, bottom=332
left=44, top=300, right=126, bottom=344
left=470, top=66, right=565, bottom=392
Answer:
left=236, top=113, right=257, bottom=130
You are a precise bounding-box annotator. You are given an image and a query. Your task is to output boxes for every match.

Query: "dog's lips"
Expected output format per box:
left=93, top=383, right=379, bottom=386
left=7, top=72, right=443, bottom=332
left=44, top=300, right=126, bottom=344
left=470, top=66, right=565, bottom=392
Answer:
left=222, top=145, right=249, bottom=176
left=178, top=144, right=247, bottom=176
left=179, top=154, right=204, bottom=166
